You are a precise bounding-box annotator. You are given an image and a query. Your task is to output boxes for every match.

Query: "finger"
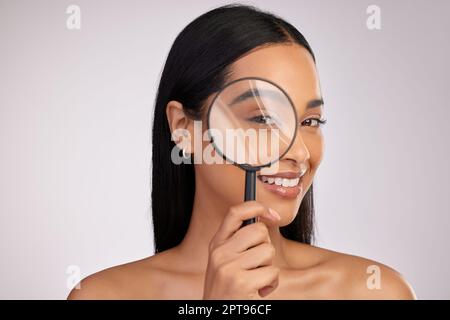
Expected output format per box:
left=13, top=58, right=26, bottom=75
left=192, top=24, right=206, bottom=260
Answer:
left=223, top=222, right=271, bottom=253
left=235, top=243, right=275, bottom=270
left=213, top=202, right=280, bottom=246
left=244, top=265, right=280, bottom=293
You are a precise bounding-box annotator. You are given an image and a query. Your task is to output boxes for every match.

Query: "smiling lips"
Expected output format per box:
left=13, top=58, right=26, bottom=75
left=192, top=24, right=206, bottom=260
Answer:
left=257, top=171, right=304, bottom=199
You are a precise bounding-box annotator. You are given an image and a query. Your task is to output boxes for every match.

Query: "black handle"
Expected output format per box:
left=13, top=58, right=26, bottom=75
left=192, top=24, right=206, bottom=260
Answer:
left=242, top=170, right=257, bottom=226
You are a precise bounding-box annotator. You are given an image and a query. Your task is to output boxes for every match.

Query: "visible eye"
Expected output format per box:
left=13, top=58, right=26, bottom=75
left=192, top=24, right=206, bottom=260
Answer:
left=301, top=117, right=327, bottom=127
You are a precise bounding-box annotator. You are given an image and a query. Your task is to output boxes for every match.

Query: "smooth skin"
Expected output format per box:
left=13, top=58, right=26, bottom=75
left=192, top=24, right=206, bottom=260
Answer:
left=68, top=44, right=416, bottom=300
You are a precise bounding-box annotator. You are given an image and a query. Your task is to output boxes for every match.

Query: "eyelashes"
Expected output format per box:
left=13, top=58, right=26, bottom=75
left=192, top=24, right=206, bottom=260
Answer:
left=301, top=117, right=327, bottom=127
left=247, top=115, right=278, bottom=125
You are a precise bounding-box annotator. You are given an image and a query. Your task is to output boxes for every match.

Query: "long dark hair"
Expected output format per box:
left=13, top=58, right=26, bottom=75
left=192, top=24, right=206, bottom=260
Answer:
left=152, top=3, right=317, bottom=253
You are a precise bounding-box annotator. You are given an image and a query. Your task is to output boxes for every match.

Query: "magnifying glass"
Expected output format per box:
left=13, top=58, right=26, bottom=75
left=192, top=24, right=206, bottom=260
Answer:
left=206, top=77, right=298, bottom=226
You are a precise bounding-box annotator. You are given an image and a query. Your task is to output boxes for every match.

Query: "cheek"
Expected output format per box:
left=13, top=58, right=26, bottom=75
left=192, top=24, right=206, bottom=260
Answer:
left=297, top=131, right=324, bottom=206
left=305, top=130, right=324, bottom=174
left=192, top=132, right=248, bottom=207
left=195, top=163, right=245, bottom=205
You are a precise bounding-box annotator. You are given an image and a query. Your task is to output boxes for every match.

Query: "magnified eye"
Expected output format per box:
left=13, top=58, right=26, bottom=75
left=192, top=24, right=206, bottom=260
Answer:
left=248, top=115, right=276, bottom=125
left=248, top=113, right=284, bottom=126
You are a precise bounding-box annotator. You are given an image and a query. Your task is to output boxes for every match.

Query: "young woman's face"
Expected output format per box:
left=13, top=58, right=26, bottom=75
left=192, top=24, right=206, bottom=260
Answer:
left=193, top=44, right=324, bottom=226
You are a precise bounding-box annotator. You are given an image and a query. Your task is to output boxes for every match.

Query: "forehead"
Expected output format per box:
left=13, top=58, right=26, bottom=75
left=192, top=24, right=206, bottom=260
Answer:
left=226, top=44, right=321, bottom=111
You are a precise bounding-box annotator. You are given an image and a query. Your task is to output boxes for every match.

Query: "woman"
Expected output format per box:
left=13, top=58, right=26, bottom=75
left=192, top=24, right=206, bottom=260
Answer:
left=68, top=4, right=416, bottom=299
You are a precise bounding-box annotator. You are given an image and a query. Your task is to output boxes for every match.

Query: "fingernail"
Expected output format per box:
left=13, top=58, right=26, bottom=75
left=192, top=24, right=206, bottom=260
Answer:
left=259, top=285, right=274, bottom=297
left=268, top=208, right=281, bottom=221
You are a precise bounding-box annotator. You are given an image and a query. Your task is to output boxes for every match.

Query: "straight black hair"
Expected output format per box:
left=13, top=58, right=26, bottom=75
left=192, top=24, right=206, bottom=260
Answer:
left=152, top=3, right=317, bottom=253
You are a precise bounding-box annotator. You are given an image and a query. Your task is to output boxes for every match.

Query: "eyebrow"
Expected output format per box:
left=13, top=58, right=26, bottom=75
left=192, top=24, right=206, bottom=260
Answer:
left=229, top=88, right=324, bottom=109
left=229, top=88, right=280, bottom=106
left=306, top=98, right=324, bottom=109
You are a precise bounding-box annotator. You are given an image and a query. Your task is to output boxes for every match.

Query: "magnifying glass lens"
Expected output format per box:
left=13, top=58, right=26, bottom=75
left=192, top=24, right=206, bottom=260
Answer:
left=208, top=78, right=297, bottom=167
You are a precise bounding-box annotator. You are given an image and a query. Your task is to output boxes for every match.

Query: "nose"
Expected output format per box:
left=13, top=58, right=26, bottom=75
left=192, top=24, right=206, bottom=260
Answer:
left=282, top=131, right=310, bottom=168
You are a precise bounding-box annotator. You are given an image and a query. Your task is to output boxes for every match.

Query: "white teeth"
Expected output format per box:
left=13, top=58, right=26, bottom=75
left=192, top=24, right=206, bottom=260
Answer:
left=260, top=176, right=300, bottom=187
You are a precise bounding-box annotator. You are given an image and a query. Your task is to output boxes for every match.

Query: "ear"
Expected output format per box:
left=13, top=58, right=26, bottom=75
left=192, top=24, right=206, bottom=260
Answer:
left=166, top=100, right=194, bottom=152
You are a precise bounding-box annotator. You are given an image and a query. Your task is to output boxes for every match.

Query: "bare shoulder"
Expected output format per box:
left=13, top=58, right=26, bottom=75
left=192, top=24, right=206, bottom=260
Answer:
left=286, top=241, right=417, bottom=299
left=67, top=252, right=171, bottom=300
left=328, top=249, right=416, bottom=299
